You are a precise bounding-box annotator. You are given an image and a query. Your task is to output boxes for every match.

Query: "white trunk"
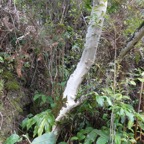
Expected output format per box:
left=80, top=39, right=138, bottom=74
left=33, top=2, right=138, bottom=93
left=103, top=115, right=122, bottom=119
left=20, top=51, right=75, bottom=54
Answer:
left=55, top=0, right=108, bottom=122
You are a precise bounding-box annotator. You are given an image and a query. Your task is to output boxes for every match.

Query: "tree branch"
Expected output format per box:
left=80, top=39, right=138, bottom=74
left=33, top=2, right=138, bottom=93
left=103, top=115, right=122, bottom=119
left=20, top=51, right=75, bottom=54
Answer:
left=117, top=21, right=144, bottom=62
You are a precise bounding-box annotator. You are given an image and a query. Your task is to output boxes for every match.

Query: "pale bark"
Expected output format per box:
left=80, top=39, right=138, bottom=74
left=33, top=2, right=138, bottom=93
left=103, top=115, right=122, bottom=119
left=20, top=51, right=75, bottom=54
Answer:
left=52, top=0, right=108, bottom=136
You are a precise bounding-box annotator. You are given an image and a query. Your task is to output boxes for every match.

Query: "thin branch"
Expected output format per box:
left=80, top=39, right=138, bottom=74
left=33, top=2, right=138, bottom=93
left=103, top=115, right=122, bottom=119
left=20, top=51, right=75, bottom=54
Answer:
left=0, top=112, right=3, bottom=130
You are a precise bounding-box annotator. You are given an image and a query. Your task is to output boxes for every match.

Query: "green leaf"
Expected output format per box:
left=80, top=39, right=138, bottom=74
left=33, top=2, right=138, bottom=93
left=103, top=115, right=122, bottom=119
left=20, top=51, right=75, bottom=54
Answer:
left=121, top=138, right=127, bottom=142
left=32, top=132, right=56, bottom=144
left=27, top=119, right=36, bottom=130
left=34, top=125, right=39, bottom=137
left=128, top=120, right=134, bottom=130
left=125, top=111, right=134, bottom=122
left=4, top=134, right=22, bottom=144
left=41, top=95, right=47, bottom=103
left=77, top=132, right=85, bottom=141
left=33, top=94, right=41, bottom=101
left=138, top=78, right=144, bottom=82
left=38, top=119, right=46, bottom=136
left=96, top=136, right=108, bottom=144
left=70, top=136, right=79, bottom=140
left=122, top=96, right=130, bottom=100
left=103, top=96, right=113, bottom=106
left=115, top=93, right=123, bottom=100
left=138, top=121, right=144, bottom=130
left=82, top=127, right=93, bottom=134
left=0, top=56, right=4, bottom=63
left=135, top=113, right=144, bottom=121
left=85, top=129, right=98, bottom=143
left=115, top=133, right=121, bottom=144
left=96, top=95, right=104, bottom=107
left=129, top=80, right=136, bottom=86
left=142, top=72, right=144, bottom=77
left=44, top=123, right=51, bottom=132
left=47, top=115, right=55, bottom=125
left=119, top=108, right=124, bottom=116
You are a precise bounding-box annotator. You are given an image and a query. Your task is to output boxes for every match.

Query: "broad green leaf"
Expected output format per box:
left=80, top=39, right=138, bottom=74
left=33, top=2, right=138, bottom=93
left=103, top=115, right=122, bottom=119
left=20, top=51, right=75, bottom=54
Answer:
left=82, top=127, right=93, bottom=134
left=33, top=115, right=40, bottom=123
left=84, top=129, right=98, bottom=143
left=138, top=121, right=144, bottom=130
left=21, top=118, right=29, bottom=128
left=115, top=133, right=121, bottom=144
left=129, top=80, right=136, bottom=86
left=47, top=115, right=55, bottom=125
left=33, top=94, right=41, bottom=101
left=96, top=95, right=104, bottom=107
left=135, top=113, right=144, bottom=121
left=34, top=125, right=39, bottom=137
left=70, top=136, right=79, bottom=140
left=96, top=136, right=108, bottom=144
left=41, top=95, right=47, bottom=103
left=119, top=108, right=124, bottom=116
left=32, top=132, right=56, bottom=144
left=138, top=78, right=144, bottom=82
left=128, top=120, right=134, bottom=130
left=142, top=72, right=144, bottom=77
left=44, top=123, right=50, bottom=132
left=27, top=119, right=36, bottom=130
left=84, top=139, right=92, bottom=144
left=0, top=56, right=4, bottom=63
left=121, top=138, right=127, bottom=142
left=103, top=96, right=113, bottom=106
left=125, top=111, right=134, bottom=122
left=38, top=119, right=46, bottom=136
left=77, top=132, right=85, bottom=141
left=115, top=93, right=122, bottom=100
left=122, top=96, right=130, bottom=100
left=4, top=134, right=22, bottom=144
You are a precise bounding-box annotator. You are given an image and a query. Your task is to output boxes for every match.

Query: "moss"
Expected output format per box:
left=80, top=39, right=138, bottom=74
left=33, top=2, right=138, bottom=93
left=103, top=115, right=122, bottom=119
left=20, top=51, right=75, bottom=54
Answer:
left=2, top=71, right=13, bottom=80
left=5, top=80, right=20, bottom=91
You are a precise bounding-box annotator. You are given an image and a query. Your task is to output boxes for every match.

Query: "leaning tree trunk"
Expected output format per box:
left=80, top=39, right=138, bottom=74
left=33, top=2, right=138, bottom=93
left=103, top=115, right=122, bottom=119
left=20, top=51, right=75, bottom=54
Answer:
left=117, top=21, right=144, bottom=62
left=52, top=0, right=108, bottom=139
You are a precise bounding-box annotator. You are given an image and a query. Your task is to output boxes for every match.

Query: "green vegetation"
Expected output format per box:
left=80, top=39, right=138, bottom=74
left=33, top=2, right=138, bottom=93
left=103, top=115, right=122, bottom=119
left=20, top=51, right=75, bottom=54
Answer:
left=1, top=0, right=144, bottom=144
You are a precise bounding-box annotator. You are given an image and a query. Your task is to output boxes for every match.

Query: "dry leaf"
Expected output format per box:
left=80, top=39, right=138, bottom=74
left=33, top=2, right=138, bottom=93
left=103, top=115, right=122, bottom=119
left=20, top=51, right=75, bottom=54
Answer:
left=16, top=60, right=23, bottom=78
left=52, top=42, right=59, bottom=47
